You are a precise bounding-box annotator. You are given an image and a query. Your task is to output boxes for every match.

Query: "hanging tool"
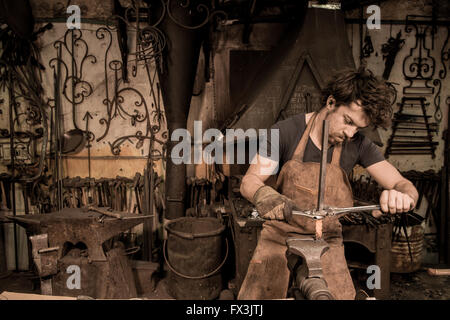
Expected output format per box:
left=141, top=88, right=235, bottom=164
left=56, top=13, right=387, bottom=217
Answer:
left=113, top=0, right=129, bottom=82
left=84, top=205, right=123, bottom=219
left=362, top=27, right=374, bottom=58
left=385, top=97, right=437, bottom=158
left=381, top=30, right=405, bottom=80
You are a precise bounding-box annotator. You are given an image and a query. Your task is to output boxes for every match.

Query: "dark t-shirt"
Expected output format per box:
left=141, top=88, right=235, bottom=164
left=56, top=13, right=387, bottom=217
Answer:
left=266, top=113, right=385, bottom=176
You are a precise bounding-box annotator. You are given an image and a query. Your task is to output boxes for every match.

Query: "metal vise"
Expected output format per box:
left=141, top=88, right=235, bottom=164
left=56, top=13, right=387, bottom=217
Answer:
left=286, top=235, right=334, bottom=300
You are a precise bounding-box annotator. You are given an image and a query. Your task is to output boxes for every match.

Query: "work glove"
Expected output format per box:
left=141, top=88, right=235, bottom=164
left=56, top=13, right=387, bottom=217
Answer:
left=253, top=185, right=296, bottom=222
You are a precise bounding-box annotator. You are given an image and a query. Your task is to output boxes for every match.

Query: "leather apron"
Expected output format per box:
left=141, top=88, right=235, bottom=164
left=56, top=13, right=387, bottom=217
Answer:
left=238, top=112, right=356, bottom=300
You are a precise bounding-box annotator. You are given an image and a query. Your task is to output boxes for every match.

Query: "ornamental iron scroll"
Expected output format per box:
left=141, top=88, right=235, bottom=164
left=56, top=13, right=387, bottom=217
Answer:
left=97, top=0, right=226, bottom=158
left=93, top=24, right=167, bottom=159
left=106, top=0, right=226, bottom=77
left=49, top=28, right=96, bottom=132
left=402, top=16, right=443, bottom=123
left=402, top=16, right=437, bottom=94
left=45, top=1, right=227, bottom=159
left=439, top=26, right=450, bottom=80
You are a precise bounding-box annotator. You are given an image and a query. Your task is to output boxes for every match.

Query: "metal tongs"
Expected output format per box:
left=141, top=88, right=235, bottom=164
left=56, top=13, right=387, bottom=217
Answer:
left=292, top=204, right=381, bottom=220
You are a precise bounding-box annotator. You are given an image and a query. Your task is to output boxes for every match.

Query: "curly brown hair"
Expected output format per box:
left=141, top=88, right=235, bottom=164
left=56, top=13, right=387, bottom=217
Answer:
left=321, top=67, right=394, bottom=129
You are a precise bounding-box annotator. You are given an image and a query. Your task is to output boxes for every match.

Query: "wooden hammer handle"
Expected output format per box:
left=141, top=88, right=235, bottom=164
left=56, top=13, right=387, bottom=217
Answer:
left=88, top=206, right=122, bottom=219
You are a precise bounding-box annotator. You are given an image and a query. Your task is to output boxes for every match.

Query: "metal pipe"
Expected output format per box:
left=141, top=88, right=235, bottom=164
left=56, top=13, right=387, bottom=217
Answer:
left=155, top=4, right=205, bottom=220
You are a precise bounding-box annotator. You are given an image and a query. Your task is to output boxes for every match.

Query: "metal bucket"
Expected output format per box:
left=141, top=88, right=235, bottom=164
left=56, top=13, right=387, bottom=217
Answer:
left=164, top=217, right=228, bottom=300
left=391, top=224, right=424, bottom=273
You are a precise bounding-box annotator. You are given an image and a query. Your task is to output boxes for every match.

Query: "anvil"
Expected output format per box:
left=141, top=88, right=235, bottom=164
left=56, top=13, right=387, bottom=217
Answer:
left=6, top=207, right=148, bottom=262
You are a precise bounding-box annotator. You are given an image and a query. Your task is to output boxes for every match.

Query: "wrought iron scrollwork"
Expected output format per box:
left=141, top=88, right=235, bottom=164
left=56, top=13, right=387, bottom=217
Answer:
left=96, top=1, right=172, bottom=159
left=49, top=28, right=96, bottom=131
left=165, top=0, right=227, bottom=30
left=362, top=33, right=374, bottom=58
left=401, top=16, right=444, bottom=124
left=386, top=81, right=398, bottom=107
left=94, top=25, right=166, bottom=157
left=439, top=26, right=450, bottom=80
left=432, top=78, right=442, bottom=122
left=402, top=17, right=437, bottom=93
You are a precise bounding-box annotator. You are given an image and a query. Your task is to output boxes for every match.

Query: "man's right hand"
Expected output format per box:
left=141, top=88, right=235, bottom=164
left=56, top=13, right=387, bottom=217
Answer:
left=253, top=185, right=296, bottom=222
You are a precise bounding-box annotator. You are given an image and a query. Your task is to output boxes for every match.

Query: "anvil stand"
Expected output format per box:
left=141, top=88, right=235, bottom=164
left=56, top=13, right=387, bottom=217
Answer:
left=7, top=207, right=149, bottom=299
left=285, top=120, right=334, bottom=300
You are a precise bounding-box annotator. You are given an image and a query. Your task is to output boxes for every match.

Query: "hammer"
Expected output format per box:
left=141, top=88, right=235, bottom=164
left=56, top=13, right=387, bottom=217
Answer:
left=83, top=206, right=123, bottom=219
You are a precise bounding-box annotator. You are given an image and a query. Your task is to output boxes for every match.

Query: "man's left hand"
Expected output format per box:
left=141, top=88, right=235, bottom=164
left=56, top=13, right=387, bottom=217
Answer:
left=378, top=189, right=415, bottom=215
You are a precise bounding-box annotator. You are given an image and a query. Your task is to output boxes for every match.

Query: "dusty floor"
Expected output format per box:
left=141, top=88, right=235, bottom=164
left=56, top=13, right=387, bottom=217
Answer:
left=389, top=268, right=450, bottom=300
left=1, top=266, right=449, bottom=300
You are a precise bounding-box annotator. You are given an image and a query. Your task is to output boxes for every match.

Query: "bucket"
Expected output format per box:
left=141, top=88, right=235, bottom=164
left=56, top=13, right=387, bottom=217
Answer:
left=390, top=224, right=424, bottom=273
left=164, top=217, right=228, bottom=300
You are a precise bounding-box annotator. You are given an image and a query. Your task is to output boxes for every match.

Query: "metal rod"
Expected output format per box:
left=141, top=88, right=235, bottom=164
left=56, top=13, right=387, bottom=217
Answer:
left=121, top=215, right=154, bottom=220
left=392, top=120, right=436, bottom=125
left=395, top=127, right=437, bottom=131
left=395, top=114, right=431, bottom=118
left=330, top=204, right=381, bottom=214
left=8, top=71, right=19, bottom=271
left=390, top=142, right=439, bottom=146
left=71, top=28, right=77, bottom=130
left=345, top=18, right=450, bottom=26
left=392, top=135, right=434, bottom=139
left=55, top=45, right=63, bottom=211
left=317, top=120, right=329, bottom=211
left=50, top=155, right=164, bottom=160
left=292, top=204, right=381, bottom=219
left=142, top=168, right=150, bottom=261
left=388, top=151, right=434, bottom=155
left=359, top=5, right=363, bottom=63
left=148, top=138, right=154, bottom=262
left=38, top=247, right=60, bottom=254
left=390, top=148, right=436, bottom=151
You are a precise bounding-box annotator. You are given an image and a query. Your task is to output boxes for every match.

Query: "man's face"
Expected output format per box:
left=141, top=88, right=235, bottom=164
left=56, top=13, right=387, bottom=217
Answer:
left=325, top=100, right=371, bottom=145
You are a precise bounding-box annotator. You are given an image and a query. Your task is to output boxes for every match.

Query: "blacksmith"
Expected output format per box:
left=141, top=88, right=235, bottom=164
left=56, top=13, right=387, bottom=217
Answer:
left=238, top=67, right=419, bottom=300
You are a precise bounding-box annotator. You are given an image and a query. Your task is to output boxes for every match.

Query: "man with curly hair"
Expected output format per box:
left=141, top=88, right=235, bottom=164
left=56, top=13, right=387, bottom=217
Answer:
left=238, top=67, right=419, bottom=300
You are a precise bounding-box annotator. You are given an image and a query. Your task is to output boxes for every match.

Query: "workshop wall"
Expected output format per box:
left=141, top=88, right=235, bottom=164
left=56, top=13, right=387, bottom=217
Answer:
left=187, top=0, right=450, bottom=175
left=0, top=0, right=167, bottom=180
left=346, top=0, right=449, bottom=173
left=0, top=1, right=167, bottom=269
left=39, top=22, right=166, bottom=179
left=0, top=22, right=166, bottom=185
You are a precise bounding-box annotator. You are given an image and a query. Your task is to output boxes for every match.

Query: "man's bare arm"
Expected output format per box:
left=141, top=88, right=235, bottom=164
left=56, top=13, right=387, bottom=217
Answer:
left=366, top=160, right=419, bottom=214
